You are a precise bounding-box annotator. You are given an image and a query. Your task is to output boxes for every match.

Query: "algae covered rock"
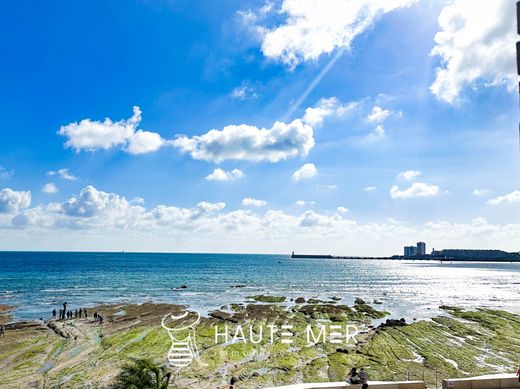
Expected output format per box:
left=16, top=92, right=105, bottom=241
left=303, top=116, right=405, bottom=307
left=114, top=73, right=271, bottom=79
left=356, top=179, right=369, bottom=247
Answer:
left=247, top=295, right=286, bottom=303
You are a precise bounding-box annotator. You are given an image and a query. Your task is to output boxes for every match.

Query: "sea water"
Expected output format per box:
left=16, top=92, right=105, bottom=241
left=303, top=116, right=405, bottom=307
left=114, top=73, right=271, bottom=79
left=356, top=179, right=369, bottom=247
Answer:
left=1, top=251, right=519, bottom=321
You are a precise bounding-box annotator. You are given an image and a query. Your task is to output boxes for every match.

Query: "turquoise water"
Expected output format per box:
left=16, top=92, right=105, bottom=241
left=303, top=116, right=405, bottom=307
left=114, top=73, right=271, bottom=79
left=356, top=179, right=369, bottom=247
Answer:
left=1, top=251, right=519, bottom=321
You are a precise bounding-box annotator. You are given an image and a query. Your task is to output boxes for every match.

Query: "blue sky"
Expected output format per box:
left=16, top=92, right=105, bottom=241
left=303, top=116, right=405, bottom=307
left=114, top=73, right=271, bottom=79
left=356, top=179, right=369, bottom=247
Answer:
left=0, top=0, right=519, bottom=254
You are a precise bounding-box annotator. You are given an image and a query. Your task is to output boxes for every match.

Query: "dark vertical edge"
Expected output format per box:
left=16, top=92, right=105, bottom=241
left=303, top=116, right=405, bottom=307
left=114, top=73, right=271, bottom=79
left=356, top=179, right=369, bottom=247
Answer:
left=517, top=1, right=520, bottom=35
left=517, top=42, right=520, bottom=76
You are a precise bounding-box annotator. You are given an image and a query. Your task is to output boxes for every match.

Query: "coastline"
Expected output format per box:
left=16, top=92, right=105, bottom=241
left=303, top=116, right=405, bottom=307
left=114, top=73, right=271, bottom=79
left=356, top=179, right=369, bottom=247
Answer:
left=1, top=298, right=520, bottom=388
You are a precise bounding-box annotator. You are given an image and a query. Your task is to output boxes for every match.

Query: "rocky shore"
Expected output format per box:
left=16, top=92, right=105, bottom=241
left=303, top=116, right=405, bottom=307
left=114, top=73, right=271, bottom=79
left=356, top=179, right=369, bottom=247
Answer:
left=0, top=299, right=519, bottom=388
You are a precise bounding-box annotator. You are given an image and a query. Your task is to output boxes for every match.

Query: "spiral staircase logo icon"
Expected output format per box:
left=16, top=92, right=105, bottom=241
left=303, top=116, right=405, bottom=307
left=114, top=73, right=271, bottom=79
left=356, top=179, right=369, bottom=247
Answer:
left=161, top=310, right=207, bottom=368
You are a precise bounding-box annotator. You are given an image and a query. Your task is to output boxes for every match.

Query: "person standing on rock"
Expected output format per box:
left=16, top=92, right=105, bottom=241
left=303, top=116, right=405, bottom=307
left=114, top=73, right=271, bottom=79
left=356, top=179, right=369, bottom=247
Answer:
left=359, top=367, right=368, bottom=384
left=83, top=308, right=87, bottom=318
left=52, top=309, right=56, bottom=318
left=517, top=365, right=520, bottom=382
left=62, top=302, right=67, bottom=320
left=0, top=324, right=5, bottom=337
left=229, top=376, right=238, bottom=388
left=347, top=367, right=361, bottom=384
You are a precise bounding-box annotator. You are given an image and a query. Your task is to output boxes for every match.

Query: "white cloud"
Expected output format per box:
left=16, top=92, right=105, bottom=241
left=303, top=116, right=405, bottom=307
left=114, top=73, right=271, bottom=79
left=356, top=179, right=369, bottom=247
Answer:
left=430, top=0, right=516, bottom=103
left=397, top=170, right=422, bottom=181
left=58, top=106, right=165, bottom=154
left=473, top=188, right=490, bottom=197
left=320, top=184, right=338, bottom=190
left=42, top=183, right=58, bottom=194
left=336, top=206, right=349, bottom=214
left=390, top=183, right=440, bottom=199
left=257, top=0, right=418, bottom=68
left=292, top=163, right=318, bottom=181
left=366, top=106, right=392, bottom=123
left=486, top=190, right=520, bottom=206
left=242, top=197, right=267, bottom=207
left=362, top=125, right=386, bottom=144
left=126, top=130, right=165, bottom=154
left=60, top=97, right=355, bottom=163
left=47, top=168, right=77, bottom=181
left=0, top=167, right=14, bottom=179
left=295, top=200, right=315, bottom=207
left=0, top=188, right=31, bottom=214
left=131, top=197, right=145, bottom=205
left=205, top=168, right=245, bottom=182
left=231, top=80, right=258, bottom=100
left=302, top=97, right=357, bottom=127
left=61, top=185, right=143, bottom=221
left=2, top=186, right=520, bottom=254
left=365, top=186, right=378, bottom=192
left=174, top=119, right=314, bottom=163
left=196, top=201, right=226, bottom=213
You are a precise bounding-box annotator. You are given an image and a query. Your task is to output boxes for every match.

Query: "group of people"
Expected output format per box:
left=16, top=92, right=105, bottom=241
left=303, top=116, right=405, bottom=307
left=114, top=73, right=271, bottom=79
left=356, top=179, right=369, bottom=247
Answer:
left=52, top=302, right=89, bottom=321
left=93, top=311, right=104, bottom=325
left=51, top=302, right=103, bottom=324
left=347, top=367, right=368, bottom=387
left=53, top=307, right=88, bottom=320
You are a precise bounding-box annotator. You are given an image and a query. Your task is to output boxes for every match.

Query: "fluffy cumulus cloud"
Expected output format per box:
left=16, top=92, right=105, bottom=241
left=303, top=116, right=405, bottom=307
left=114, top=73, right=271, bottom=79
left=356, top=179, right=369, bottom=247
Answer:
left=397, top=170, right=422, bottom=181
left=292, top=163, right=318, bottom=181
left=487, top=190, right=520, bottom=206
left=257, top=0, right=417, bottom=68
left=302, top=97, right=357, bottom=127
left=205, top=168, right=245, bottom=182
left=1, top=186, right=520, bottom=254
left=58, top=97, right=359, bottom=163
left=242, top=197, right=267, bottom=207
left=0, top=188, right=31, bottom=214
left=47, top=168, right=77, bottom=181
left=58, top=106, right=165, bottom=154
left=390, top=183, right=440, bottom=199
left=59, top=186, right=147, bottom=229
left=336, top=206, right=349, bottom=214
left=430, top=0, right=516, bottom=103
left=473, top=188, right=490, bottom=197
left=366, top=106, right=400, bottom=123
left=42, top=183, right=58, bottom=194
left=173, top=119, right=314, bottom=163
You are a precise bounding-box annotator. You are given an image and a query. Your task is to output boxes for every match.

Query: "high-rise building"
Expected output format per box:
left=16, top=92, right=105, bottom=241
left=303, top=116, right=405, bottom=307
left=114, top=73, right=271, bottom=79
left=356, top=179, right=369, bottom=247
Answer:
left=417, top=242, right=426, bottom=256
left=404, top=246, right=417, bottom=257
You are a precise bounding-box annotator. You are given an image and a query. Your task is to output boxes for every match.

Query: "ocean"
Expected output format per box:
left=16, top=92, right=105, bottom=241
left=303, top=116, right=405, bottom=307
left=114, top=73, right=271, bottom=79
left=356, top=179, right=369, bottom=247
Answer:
left=1, top=251, right=519, bottom=321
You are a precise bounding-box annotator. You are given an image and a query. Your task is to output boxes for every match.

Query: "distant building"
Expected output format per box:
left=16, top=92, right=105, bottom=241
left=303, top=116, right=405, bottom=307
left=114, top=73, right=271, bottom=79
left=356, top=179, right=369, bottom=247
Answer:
left=404, top=246, right=417, bottom=257
left=417, top=242, right=426, bottom=256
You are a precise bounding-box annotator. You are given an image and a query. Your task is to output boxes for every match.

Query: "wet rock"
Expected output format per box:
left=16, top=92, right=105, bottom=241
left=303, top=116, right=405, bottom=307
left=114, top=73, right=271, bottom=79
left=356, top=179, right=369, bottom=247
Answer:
left=307, top=298, right=327, bottom=304
left=295, top=297, right=306, bottom=304
left=247, top=295, right=286, bottom=303
left=354, top=297, right=366, bottom=305
left=378, top=317, right=407, bottom=329
left=176, top=285, right=188, bottom=289
left=231, top=284, right=246, bottom=288
left=298, top=304, right=353, bottom=321
left=354, top=302, right=389, bottom=319
left=245, top=304, right=286, bottom=321
left=209, top=310, right=234, bottom=321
